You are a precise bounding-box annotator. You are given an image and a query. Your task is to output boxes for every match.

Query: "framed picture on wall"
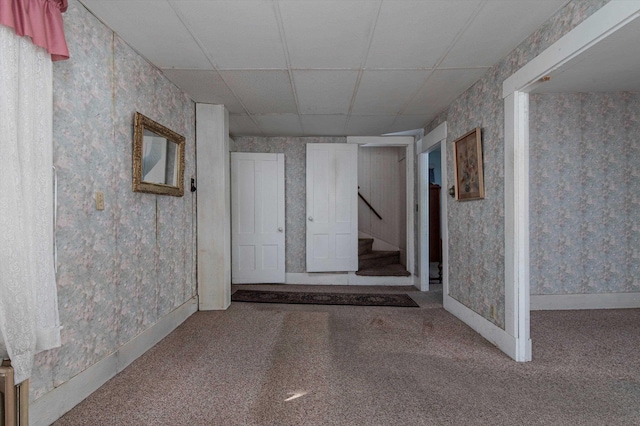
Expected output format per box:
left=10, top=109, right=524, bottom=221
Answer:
left=453, top=127, right=484, bottom=201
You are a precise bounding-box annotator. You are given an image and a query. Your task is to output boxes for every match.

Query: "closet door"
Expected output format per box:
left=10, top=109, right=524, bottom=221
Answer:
left=306, top=144, right=358, bottom=272
left=231, top=153, right=285, bottom=283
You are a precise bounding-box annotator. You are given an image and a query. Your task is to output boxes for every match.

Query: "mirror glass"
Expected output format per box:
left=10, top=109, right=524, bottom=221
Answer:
left=142, top=129, right=178, bottom=186
left=133, top=112, right=185, bottom=197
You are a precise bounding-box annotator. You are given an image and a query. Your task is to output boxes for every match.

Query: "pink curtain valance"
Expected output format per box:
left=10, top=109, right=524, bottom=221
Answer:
left=0, top=0, right=69, bottom=61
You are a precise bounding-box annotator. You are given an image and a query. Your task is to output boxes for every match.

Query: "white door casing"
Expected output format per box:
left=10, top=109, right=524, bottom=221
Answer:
left=306, top=144, right=358, bottom=272
left=231, top=153, right=285, bottom=283
left=347, top=136, right=415, bottom=278
left=500, top=1, right=640, bottom=362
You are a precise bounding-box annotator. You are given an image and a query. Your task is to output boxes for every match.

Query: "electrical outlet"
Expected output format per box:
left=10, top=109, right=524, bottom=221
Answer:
left=96, top=191, right=105, bottom=210
left=489, top=305, right=496, bottom=319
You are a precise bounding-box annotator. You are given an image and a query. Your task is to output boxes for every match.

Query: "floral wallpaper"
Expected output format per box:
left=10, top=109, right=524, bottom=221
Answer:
left=426, top=0, right=612, bottom=329
left=530, top=92, right=640, bottom=295
left=29, top=0, right=196, bottom=400
left=232, top=137, right=346, bottom=273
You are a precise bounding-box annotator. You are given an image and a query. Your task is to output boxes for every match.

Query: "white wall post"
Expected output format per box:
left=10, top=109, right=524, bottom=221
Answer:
left=196, top=104, right=231, bottom=310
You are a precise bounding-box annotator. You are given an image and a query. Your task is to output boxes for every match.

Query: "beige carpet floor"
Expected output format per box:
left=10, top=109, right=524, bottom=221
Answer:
left=54, top=285, right=640, bottom=425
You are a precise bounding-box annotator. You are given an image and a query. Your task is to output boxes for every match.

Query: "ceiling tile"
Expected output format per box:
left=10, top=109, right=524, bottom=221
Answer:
left=346, top=115, right=397, bottom=136
left=160, top=69, right=245, bottom=113
left=351, top=70, right=431, bottom=115
left=278, top=0, right=379, bottom=69
left=229, top=114, right=263, bottom=137
left=173, top=0, right=287, bottom=69
left=441, top=0, right=569, bottom=68
left=80, top=0, right=211, bottom=69
left=218, top=70, right=297, bottom=114
left=293, top=70, right=359, bottom=115
left=365, top=0, right=482, bottom=69
left=300, top=115, right=348, bottom=136
left=253, top=115, right=304, bottom=136
left=403, top=68, right=489, bottom=118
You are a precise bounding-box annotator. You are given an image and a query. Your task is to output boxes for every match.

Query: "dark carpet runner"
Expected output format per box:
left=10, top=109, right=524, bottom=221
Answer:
left=231, top=289, right=419, bottom=307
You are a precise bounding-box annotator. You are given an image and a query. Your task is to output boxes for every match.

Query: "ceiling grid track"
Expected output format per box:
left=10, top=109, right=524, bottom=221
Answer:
left=272, top=0, right=305, bottom=136
left=167, top=0, right=267, bottom=136
left=395, top=0, right=489, bottom=132
left=78, top=0, right=581, bottom=137
left=343, top=0, right=384, bottom=135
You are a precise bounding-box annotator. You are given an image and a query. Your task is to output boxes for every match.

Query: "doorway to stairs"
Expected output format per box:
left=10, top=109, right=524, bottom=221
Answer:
left=356, top=145, right=409, bottom=278
left=346, top=135, right=415, bottom=283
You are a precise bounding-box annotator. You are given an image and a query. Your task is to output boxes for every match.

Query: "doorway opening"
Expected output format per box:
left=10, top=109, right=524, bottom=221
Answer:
left=356, top=145, right=409, bottom=277
left=418, top=122, right=448, bottom=292
left=502, top=2, right=640, bottom=361
left=346, top=136, right=415, bottom=285
left=426, top=145, right=443, bottom=285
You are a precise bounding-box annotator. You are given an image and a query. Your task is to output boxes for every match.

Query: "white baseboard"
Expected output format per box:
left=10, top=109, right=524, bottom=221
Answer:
left=444, top=294, right=528, bottom=362
left=30, top=297, right=198, bottom=426
left=531, top=292, right=640, bottom=310
left=285, top=272, right=413, bottom=286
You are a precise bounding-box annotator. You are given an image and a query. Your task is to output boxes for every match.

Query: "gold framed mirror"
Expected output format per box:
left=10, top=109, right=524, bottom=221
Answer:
left=132, top=112, right=185, bottom=197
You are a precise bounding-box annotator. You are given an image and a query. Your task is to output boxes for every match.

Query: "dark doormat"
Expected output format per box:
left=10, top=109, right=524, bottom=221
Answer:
left=231, top=289, right=419, bottom=307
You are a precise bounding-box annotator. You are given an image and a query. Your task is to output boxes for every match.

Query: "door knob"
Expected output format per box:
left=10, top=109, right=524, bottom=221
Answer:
left=308, top=216, right=314, bottom=222
left=278, top=227, right=283, bottom=232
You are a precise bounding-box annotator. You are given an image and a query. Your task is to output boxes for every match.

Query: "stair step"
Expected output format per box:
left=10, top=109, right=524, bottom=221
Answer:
left=358, top=238, right=374, bottom=255
left=358, top=250, right=400, bottom=270
left=356, top=263, right=411, bottom=277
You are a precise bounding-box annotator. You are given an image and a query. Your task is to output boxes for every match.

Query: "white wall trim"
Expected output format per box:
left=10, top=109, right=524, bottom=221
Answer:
left=504, top=92, right=531, bottom=362
left=196, top=104, right=231, bottom=310
left=284, top=272, right=413, bottom=286
left=444, top=294, right=528, bottom=361
left=502, top=3, right=640, bottom=362
left=503, top=1, right=640, bottom=96
left=347, top=136, right=414, bottom=146
left=531, top=293, right=640, bottom=311
left=422, top=122, right=447, bottom=153
left=417, top=153, right=429, bottom=292
left=30, top=297, right=198, bottom=426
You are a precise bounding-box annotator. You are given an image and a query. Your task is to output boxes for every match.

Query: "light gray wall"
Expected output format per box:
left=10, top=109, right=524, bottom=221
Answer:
left=32, top=0, right=196, bottom=400
left=232, top=137, right=346, bottom=272
left=530, top=92, right=640, bottom=295
left=425, top=0, right=612, bottom=328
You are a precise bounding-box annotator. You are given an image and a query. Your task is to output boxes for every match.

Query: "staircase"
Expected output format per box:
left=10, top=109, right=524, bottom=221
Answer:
left=356, top=238, right=410, bottom=276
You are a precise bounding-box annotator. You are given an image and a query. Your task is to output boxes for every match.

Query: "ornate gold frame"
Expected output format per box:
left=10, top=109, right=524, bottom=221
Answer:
left=132, top=112, right=185, bottom=197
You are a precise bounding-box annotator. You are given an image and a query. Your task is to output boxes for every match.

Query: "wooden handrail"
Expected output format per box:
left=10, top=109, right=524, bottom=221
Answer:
left=357, top=188, right=382, bottom=220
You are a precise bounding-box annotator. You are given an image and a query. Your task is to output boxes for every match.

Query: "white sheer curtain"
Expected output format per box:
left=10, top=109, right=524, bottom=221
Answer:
left=0, top=24, right=61, bottom=385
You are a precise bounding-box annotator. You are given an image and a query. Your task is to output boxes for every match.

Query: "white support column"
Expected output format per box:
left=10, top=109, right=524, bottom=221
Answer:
left=504, top=92, right=531, bottom=361
left=196, top=104, right=231, bottom=310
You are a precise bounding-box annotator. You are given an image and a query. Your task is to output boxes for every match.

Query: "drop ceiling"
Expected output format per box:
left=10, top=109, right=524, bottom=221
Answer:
left=78, top=0, right=569, bottom=137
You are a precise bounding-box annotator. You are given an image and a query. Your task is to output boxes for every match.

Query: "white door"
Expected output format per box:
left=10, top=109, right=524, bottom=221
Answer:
left=231, top=153, right=285, bottom=283
left=306, top=144, right=358, bottom=272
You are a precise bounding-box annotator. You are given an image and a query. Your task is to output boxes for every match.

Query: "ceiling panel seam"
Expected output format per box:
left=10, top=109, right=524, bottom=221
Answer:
left=167, top=0, right=265, bottom=135
left=344, top=0, right=384, bottom=135
left=272, top=0, right=304, bottom=135
left=395, top=0, right=488, bottom=121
